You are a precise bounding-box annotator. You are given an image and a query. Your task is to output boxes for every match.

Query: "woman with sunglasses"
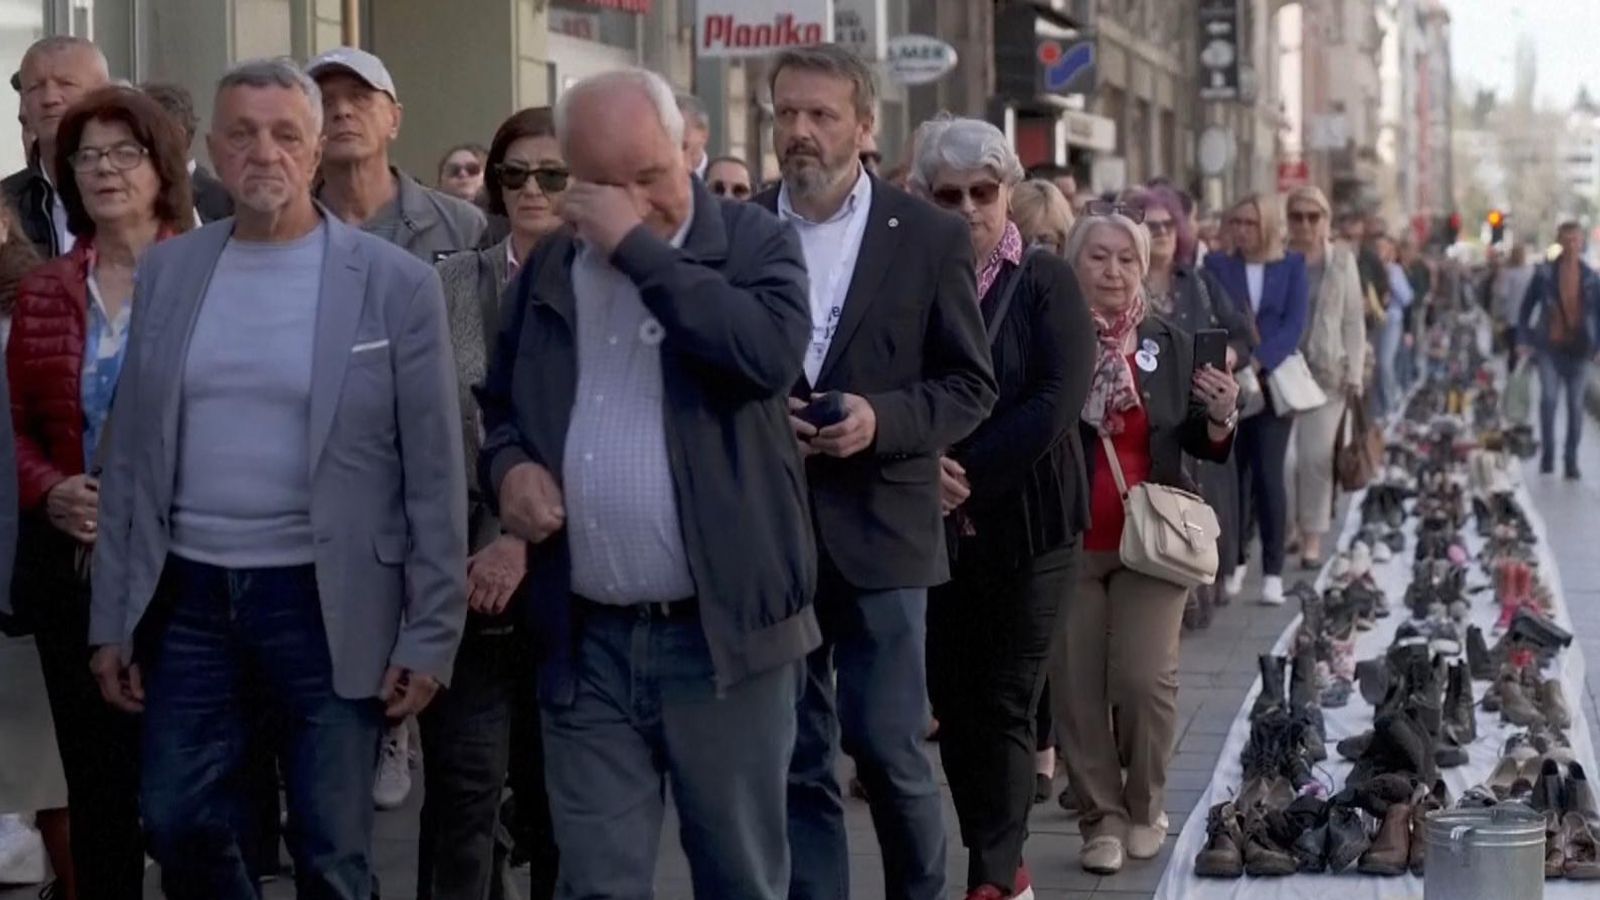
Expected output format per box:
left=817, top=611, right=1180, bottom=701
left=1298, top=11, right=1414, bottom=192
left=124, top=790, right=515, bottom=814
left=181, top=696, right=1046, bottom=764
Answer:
left=705, top=155, right=753, bottom=200
left=1283, top=185, right=1364, bottom=568
left=1123, top=185, right=1255, bottom=629
left=425, top=106, right=565, bottom=900
left=1203, top=193, right=1308, bottom=606
left=913, top=117, right=1096, bottom=900
left=436, top=143, right=488, bottom=205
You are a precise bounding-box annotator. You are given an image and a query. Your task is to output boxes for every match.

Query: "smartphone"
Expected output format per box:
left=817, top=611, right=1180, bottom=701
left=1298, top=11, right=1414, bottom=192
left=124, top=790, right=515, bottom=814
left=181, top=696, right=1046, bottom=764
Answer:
left=1194, top=328, right=1229, bottom=373
left=798, top=391, right=849, bottom=428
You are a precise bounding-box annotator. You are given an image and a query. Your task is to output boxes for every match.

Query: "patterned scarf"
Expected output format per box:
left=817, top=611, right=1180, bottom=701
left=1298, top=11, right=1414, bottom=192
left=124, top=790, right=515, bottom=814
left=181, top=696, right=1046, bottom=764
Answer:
left=977, top=221, right=1024, bottom=300
left=1081, top=290, right=1148, bottom=435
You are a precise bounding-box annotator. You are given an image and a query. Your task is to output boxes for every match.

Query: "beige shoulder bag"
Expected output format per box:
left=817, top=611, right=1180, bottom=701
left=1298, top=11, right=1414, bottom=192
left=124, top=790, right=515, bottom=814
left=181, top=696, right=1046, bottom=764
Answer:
left=1100, top=433, right=1220, bottom=588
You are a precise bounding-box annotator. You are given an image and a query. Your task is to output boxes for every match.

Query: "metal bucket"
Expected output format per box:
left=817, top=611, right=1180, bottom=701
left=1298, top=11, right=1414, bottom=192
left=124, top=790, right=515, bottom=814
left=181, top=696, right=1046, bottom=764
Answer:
left=1424, top=806, right=1546, bottom=900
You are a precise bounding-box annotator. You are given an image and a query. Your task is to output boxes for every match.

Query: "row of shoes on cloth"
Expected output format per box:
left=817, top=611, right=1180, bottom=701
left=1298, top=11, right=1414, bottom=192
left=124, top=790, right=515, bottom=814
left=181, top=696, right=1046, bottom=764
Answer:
left=1195, top=772, right=1454, bottom=877
left=1455, top=730, right=1600, bottom=879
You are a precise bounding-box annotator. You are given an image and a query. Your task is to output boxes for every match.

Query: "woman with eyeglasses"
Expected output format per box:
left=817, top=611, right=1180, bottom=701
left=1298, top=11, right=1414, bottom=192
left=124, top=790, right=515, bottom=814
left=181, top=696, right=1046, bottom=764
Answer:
left=426, top=106, right=564, bottom=900
left=1283, top=185, right=1364, bottom=568
left=8, top=84, right=195, bottom=900
left=705, top=155, right=753, bottom=200
left=436, top=143, right=488, bottom=204
left=913, top=117, right=1096, bottom=900
left=1124, top=185, right=1256, bottom=628
left=1056, top=209, right=1238, bottom=875
left=1203, top=194, right=1308, bottom=606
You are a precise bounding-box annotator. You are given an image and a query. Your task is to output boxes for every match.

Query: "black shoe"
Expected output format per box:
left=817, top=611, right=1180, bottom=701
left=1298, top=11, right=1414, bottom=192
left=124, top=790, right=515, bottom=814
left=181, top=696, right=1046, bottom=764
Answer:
left=1466, top=625, right=1493, bottom=681
left=1251, top=655, right=1288, bottom=721
left=1541, top=457, right=1555, bottom=475
left=1567, top=463, right=1582, bottom=481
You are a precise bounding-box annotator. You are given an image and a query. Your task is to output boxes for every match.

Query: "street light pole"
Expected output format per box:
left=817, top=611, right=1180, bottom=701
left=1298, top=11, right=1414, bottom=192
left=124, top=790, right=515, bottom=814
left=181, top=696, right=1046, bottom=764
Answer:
left=342, top=0, right=360, bottom=47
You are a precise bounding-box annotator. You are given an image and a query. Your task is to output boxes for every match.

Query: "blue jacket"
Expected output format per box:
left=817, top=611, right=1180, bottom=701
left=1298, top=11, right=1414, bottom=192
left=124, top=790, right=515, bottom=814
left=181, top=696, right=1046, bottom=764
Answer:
left=477, top=178, right=821, bottom=701
left=1516, top=258, right=1600, bottom=355
left=1203, top=251, right=1310, bottom=374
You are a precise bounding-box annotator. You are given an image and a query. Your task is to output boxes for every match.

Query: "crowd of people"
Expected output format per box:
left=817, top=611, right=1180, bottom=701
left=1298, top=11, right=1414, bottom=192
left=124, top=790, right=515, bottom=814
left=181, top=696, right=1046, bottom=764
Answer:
left=0, top=31, right=1589, bottom=900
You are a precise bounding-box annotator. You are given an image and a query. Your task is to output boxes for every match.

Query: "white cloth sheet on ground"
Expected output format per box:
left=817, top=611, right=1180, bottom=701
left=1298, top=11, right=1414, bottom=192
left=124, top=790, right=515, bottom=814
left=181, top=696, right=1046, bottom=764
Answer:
left=1154, top=458, right=1597, bottom=899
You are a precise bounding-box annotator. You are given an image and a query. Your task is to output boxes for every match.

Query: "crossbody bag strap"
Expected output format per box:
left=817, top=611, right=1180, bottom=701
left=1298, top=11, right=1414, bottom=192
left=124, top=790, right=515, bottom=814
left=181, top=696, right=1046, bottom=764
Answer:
left=1100, top=432, right=1130, bottom=499
left=986, top=246, right=1041, bottom=344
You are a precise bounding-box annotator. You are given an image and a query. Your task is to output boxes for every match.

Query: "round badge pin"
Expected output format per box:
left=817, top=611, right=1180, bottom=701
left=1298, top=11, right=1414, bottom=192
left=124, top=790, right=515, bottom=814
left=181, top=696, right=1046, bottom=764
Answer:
left=639, top=317, right=666, bottom=346
left=1142, top=338, right=1160, bottom=356
left=1135, top=350, right=1158, bottom=372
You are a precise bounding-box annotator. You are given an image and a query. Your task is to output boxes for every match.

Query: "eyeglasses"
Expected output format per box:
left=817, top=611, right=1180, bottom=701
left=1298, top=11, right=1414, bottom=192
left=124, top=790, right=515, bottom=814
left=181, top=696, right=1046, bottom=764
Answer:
left=1029, top=235, right=1064, bottom=254
left=444, top=161, right=482, bottom=179
left=497, top=163, right=570, bottom=194
left=1081, top=199, right=1145, bottom=224
left=710, top=180, right=751, bottom=199
left=68, top=141, right=148, bottom=174
left=1228, top=216, right=1261, bottom=228
left=930, top=182, right=1001, bottom=209
left=1288, top=210, right=1324, bottom=225
left=1145, top=218, right=1175, bottom=236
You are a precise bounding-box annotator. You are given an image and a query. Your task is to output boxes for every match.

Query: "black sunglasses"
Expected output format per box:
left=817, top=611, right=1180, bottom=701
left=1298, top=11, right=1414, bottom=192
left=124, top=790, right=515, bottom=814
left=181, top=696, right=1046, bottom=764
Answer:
left=1082, top=199, right=1145, bottom=224
left=497, top=163, right=569, bottom=194
left=930, top=182, right=1001, bottom=209
left=1289, top=210, right=1324, bottom=225
left=444, top=161, right=482, bottom=178
left=710, top=180, right=751, bottom=199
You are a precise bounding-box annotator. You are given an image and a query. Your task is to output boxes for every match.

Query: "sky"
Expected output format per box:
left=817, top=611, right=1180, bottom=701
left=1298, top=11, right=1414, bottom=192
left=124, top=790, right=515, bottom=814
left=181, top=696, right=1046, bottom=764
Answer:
left=1445, top=0, right=1600, bottom=108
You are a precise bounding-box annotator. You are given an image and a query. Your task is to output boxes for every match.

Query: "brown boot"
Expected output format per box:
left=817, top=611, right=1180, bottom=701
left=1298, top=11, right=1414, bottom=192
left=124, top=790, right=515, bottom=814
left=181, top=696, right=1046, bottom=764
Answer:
left=1409, top=781, right=1449, bottom=874
left=1194, top=801, right=1245, bottom=878
left=1541, top=678, right=1573, bottom=729
left=1498, top=674, right=1546, bottom=728
left=1546, top=811, right=1567, bottom=879
left=1563, top=812, right=1600, bottom=879
left=1358, top=801, right=1412, bottom=876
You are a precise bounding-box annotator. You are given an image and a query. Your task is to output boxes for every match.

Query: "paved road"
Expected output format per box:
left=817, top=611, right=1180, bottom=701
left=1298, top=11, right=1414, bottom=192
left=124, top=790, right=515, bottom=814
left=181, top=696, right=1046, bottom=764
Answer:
left=8, top=440, right=1600, bottom=899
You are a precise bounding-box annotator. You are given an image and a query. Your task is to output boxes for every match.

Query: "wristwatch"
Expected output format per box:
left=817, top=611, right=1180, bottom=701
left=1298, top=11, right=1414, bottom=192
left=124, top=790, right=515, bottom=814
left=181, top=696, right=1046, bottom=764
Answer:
left=1209, top=409, right=1239, bottom=430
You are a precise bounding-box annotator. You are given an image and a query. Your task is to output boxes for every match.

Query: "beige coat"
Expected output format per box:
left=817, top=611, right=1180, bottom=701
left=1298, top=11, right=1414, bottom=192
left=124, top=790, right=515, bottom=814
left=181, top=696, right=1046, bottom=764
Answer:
left=1301, top=241, right=1366, bottom=393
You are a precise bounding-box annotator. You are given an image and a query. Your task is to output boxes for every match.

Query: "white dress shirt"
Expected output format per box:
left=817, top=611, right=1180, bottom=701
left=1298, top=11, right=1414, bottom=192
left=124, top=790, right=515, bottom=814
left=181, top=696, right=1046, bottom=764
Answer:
left=41, top=168, right=74, bottom=255
left=777, top=166, right=873, bottom=385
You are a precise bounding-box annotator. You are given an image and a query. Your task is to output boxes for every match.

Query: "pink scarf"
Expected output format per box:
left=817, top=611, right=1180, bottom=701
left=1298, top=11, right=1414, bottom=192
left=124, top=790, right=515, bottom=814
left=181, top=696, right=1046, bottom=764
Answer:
left=977, top=221, right=1024, bottom=300
left=1082, top=291, right=1148, bottom=435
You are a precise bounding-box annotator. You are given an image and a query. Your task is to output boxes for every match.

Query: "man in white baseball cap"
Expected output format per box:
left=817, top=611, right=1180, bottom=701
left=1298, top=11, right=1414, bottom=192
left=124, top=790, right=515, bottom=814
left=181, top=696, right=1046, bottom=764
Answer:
left=306, top=46, right=484, bottom=263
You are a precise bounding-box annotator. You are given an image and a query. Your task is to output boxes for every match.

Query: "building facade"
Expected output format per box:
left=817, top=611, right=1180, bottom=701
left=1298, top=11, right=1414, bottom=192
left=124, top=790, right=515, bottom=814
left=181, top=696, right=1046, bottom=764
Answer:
left=1298, top=0, right=1385, bottom=213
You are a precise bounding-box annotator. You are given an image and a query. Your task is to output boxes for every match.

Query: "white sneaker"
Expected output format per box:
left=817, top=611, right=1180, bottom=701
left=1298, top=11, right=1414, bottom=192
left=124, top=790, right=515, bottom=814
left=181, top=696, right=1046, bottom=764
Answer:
left=0, top=814, right=46, bottom=885
left=1259, top=575, right=1286, bottom=606
left=1224, top=567, right=1248, bottom=598
left=373, top=723, right=414, bottom=810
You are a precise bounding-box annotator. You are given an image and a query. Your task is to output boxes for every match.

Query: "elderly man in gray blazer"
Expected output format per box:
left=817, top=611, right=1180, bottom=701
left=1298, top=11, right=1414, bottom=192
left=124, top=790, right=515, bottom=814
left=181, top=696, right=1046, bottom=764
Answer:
left=87, top=59, right=467, bottom=900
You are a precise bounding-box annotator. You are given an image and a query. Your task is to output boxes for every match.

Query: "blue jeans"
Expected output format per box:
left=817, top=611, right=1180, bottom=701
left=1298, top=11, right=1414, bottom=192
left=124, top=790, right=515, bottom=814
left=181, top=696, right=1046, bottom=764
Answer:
left=1537, top=350, right=1590, bottom=467
left=1376, top=310, right=1404, bottom=415
left=540, top=602, right=799, bottom=900
left=138, top=556, right=384, bottom=900
left=788, top=580, right=946, bottom=900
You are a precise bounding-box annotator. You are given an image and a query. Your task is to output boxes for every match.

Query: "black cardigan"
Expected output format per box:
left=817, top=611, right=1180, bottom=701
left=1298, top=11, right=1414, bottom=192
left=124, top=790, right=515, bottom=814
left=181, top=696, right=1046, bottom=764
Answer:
left=951, top=251, right=1096, bottom=564
left=1079, top=315, right=1234, bottom=498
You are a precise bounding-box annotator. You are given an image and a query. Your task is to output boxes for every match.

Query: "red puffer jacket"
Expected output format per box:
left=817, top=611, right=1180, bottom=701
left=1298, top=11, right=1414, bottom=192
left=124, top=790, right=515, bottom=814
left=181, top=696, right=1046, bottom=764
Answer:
left=9, top=244, right=91, bottom=511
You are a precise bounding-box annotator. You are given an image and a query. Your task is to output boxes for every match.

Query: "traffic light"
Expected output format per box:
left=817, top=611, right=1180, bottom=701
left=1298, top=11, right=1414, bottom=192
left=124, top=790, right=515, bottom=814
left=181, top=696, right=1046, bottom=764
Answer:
left=1488, top=209, right=1506, bottom=244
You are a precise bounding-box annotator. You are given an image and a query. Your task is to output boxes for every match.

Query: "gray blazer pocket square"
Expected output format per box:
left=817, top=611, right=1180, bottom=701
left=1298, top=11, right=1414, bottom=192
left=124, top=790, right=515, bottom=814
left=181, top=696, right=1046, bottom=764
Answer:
left=351, top=339, right=391, bottom=354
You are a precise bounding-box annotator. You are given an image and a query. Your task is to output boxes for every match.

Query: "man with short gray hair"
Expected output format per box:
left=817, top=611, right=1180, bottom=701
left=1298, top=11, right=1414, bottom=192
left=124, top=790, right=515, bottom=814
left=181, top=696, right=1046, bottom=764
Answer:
left=754, top=43, right=995, bottom=900
left=2, top=35, right=109, bottom=256
left=88, top=58, right=468, bottom=899
left=478, top=66, right=816, bottom=899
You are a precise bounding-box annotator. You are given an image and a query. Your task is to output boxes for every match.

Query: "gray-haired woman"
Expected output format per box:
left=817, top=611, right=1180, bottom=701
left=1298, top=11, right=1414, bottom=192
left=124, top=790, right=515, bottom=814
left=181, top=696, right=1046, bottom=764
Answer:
left=916, top=117, right=1096, bottom=899
left=1055, top=209, right=1238, bottom=875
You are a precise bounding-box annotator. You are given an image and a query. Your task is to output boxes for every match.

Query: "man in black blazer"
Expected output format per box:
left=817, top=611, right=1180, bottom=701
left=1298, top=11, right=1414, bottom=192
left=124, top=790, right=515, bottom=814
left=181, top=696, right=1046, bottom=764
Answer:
left=755, top=46, right=996, bottom=900
left=141, top=82, right=234, bottom=223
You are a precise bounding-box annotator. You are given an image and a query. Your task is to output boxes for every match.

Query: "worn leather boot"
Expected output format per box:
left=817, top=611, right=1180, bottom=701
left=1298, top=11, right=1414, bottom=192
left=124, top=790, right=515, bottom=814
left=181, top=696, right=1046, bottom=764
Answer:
left=1242, top=809, right=1296, bottom=877
left=1251, top=654, right=1288, bottom=720
left=1541, top=677, right=1573, bottom=729
left=1568, top=763, right=1599, bottom=824
left=1358, top=800, right=1413, bottom=876
left=1466, top=624, right=1493, bottom=680
left=1497, top=672, right=1546, bottom=728
left=1546, top=810, right=1567, bottom=879
left=1443, top=662, right=1477, bottom=746
left=1194, top=801, right=1245, bottom=878
left=1533, top=758, right=1568, bottom=813
left=1408, top=780, right=1450, bottom=875
left=1325, top=804, right=1371, bottom=873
